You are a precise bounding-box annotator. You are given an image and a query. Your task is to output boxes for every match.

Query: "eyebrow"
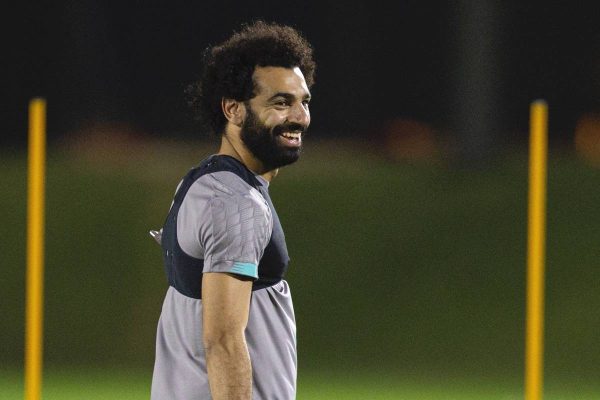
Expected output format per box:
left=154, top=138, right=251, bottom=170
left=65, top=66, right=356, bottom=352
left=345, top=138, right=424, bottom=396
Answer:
left=267, top=92, right=312, bottom=102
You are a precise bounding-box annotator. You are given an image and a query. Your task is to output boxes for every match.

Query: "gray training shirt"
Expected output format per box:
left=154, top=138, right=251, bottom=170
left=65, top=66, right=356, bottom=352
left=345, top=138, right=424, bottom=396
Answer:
left=151, top=154, right=296, bottom=400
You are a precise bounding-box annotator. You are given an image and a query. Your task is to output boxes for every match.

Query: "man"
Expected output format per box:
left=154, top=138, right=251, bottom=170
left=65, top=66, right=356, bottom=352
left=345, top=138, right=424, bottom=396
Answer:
left=150, top=21, right=316, bottom=400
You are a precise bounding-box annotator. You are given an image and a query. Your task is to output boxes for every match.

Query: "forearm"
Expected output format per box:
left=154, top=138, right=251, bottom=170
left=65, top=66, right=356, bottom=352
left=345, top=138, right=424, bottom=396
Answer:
left=205, top=334, right=252, bottom=400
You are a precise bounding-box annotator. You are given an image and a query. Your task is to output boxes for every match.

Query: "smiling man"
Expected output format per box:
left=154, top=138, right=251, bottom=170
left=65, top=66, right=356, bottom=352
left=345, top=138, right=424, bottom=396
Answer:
left=150, top=22, right=316, bottom=400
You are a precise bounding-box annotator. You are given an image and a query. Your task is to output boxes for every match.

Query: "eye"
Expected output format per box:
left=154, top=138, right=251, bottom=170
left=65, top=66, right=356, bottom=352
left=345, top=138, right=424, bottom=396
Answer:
left=302, top=100, right=310, bottom=107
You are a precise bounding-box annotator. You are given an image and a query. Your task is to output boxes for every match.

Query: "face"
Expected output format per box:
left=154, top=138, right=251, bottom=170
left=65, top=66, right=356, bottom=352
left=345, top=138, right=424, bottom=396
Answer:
left=240, top=66, right=311, bottom=171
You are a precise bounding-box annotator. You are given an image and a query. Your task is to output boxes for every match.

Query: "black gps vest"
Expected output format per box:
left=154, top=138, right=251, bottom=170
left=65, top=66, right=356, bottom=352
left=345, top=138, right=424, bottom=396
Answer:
left=160, top=155, right=290, bottom=299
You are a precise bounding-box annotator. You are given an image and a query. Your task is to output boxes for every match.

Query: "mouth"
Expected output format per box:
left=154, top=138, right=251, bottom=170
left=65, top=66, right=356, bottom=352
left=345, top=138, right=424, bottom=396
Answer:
left=277, top=131, right=302, bottom=147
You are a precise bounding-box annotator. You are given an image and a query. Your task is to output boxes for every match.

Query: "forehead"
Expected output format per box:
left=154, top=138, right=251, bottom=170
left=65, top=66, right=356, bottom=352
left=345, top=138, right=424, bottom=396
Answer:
left=252, top=66, right=310, bottom=98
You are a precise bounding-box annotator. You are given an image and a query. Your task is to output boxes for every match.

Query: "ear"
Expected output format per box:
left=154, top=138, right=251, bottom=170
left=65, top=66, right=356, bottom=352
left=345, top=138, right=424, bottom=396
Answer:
left=221, top=98, right=245, bottom=127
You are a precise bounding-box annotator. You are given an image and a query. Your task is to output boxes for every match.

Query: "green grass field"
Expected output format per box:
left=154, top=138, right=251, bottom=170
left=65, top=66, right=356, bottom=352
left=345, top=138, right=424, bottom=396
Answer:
left=1, top=368, right=599, bottom=399
left=2, top=138, right=600, bottom=398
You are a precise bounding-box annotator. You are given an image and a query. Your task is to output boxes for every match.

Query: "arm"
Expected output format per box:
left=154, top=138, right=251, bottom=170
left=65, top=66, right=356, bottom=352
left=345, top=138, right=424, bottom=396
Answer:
left=202, top=272, right=253, bottom=400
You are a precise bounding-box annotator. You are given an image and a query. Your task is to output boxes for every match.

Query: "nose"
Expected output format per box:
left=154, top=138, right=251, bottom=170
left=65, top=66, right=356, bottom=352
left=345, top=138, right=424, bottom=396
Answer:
left=289, top=102, right=310, bottom=127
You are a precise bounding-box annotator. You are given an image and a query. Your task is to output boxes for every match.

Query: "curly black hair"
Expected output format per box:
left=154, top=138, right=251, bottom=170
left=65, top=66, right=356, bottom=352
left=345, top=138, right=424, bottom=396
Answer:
left=187, top=21, right=316, bottom=136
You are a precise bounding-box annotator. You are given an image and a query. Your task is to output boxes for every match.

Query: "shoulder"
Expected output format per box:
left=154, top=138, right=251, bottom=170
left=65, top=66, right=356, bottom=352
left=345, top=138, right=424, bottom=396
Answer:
left=177, top=169, right=272, bottom=259
left=179, top=160, right=272, bottom=234
left=186, top=170, right=267, bottom=212
left=181, top=155, right=268, bottom=212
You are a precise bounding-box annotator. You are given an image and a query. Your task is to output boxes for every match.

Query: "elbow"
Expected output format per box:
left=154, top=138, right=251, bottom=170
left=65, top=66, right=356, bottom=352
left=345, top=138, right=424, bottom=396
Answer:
left=203, top=328, right=246, bottom=354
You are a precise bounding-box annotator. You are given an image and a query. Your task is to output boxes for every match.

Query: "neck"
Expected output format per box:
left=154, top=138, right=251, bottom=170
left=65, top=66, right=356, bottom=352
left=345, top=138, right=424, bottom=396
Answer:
left=218, top=132, right=278, bottom=182
left=260, top=169, right=279, bottom=182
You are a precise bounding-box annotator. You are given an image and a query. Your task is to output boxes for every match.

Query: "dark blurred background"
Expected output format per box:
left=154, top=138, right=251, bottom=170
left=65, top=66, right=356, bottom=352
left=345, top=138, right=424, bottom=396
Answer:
left=3, top=1, right=600, bottom=398
left=4, top=1, right=600, bottom=158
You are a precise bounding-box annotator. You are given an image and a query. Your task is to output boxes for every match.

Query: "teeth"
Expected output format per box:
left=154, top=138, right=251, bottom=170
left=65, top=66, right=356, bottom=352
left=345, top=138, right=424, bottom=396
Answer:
left=281, top=132, right=301, bottom=139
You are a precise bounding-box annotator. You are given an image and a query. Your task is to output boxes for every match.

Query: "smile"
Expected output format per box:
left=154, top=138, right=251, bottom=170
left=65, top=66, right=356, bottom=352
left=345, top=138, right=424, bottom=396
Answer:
left=280, top=132, right=302, bottom=139
left=277, top=131, right=303, bottom=148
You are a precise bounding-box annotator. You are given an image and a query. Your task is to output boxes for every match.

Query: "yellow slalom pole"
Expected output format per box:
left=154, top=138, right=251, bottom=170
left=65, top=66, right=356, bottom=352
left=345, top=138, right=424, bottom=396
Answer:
left=25, top=98, right=47, bottom=400
left=525, top=100, right=548, bottom=400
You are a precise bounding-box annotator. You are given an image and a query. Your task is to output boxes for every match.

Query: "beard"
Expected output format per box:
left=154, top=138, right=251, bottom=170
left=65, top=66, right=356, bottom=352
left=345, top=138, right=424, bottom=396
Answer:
left=240, top=106, right=305, bottom=171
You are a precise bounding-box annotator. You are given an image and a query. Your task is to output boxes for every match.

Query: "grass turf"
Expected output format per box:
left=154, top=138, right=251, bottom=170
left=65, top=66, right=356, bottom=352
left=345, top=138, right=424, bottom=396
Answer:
left=1, top=368, right=599, bottom=399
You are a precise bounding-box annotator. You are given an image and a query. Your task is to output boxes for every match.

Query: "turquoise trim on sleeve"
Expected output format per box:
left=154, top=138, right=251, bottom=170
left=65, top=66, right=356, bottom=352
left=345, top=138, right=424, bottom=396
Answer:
left=230, top=262, right=258, bottom=279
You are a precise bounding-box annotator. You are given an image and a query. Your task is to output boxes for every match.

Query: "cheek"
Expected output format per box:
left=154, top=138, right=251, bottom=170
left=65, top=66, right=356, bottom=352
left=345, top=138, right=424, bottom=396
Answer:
left=263, top=113, right=286, bottom=127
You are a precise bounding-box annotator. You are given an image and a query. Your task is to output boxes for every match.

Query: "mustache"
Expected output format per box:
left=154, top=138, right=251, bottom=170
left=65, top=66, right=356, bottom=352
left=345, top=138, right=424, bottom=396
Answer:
left=272, top=123, right=307, bottom=136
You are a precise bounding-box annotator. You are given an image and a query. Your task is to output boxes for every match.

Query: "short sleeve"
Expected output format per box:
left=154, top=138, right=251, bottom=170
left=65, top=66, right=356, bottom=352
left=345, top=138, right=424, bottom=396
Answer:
left=200, top=190, right=272, bottom=279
